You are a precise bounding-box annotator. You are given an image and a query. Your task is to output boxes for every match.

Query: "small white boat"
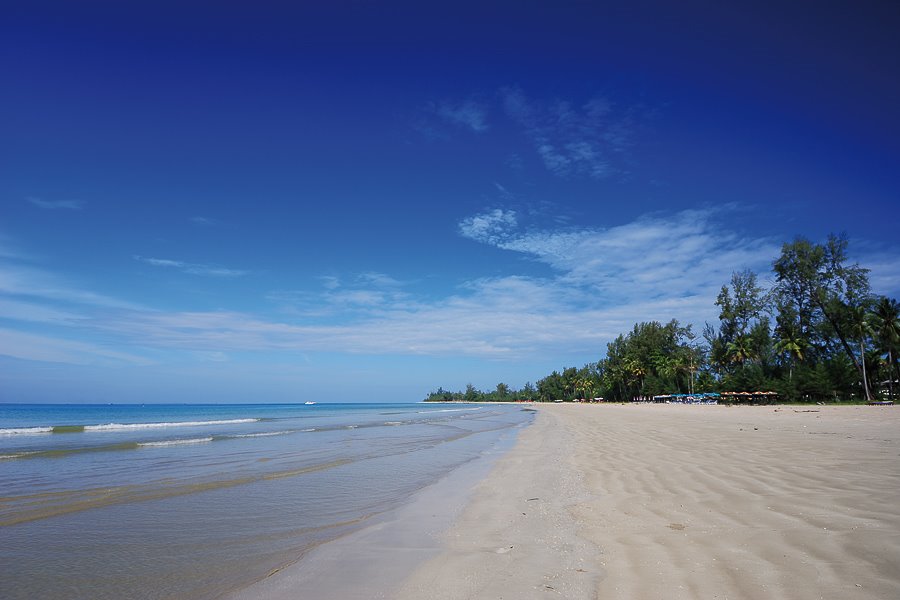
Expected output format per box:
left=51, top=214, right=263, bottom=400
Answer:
left=304, top=401, right=317, bottom=405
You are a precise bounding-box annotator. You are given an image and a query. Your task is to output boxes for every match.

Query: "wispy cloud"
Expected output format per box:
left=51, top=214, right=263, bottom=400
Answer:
left=0, top=298, right=84, bottom=323
left=0, top=240, right=152, bottom=365
left=134, top=256, right=247, bottom=278
left=2, top=210, right=897, bottom=368
left=459, top=209, right=518, bottom=246
left=418, top=87, right=644, bottom=179
left=434, top=98, right=489, bottom=132
left=27, top=197, right=84, bottom=210
left=195, top=350, right=229, bottom=362
left=190, top=216, right=217, bottom=226
left=267, top=272, right=414, bottom=319
left=79, top=206, right=781, bottom=359
left=462, top=205, right=781, bottom=303
left=0, top=328, right=152, bottom=366
left=0, top=262, right=142, bottom=309
left=414, top=97, right=490, bottom=139
left=502, top=87, right=637, bottom=179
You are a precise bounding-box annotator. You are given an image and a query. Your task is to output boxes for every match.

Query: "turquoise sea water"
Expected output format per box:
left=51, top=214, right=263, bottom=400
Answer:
left=0, top=403, right=533, bottom=599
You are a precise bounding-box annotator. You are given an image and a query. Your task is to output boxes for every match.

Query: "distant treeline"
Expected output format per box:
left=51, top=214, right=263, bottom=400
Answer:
left=425, top=235, right=900, bottom=404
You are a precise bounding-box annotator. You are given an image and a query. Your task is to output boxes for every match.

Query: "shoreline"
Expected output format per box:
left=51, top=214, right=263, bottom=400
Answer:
left=223, top=410, right=533, bottom=600
left=393, top=403, right=599, bottom=598
left=395, top=404, right=900, bottom=599
left=226, top=404, right=900, bottom=599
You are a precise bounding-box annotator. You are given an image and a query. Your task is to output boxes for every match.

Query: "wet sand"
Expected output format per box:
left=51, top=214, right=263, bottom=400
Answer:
left=394, top=404, right=900, bottom=599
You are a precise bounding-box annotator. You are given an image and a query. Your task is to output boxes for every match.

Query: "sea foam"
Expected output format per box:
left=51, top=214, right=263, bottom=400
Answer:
left=137, top=437, right=214, bottom=447
left=86, top=419, right=259, bottom=431
left=0, top=427, right=54, bottom=435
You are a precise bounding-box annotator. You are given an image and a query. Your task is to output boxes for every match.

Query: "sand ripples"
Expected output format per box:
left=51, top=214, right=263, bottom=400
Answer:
left=555, top=404, right=900, bottom=599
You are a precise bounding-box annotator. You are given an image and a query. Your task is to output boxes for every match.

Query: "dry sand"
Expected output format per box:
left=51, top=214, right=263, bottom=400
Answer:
left=393, top=404, right=900, bottom=599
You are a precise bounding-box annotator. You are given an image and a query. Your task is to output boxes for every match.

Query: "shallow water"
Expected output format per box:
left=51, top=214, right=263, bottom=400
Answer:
left=0, top=403, right=533, bottom=599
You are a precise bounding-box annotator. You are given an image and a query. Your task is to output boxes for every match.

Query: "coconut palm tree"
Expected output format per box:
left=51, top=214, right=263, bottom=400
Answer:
left=624, top=357, right=646, bottom=394
left=775, top=325, right=806, bottom=381
left=726, top=334, right=753, bottom=368
left=575, top=376, right=595, bottom=401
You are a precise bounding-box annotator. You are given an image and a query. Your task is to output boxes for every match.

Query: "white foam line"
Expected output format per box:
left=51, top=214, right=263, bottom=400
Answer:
left=0, top=451, right=37, bottom=460
left=0, top=427, right=53, bottom=435
left=86, top=418, right=259, bottom=431
left=137, top=437, right=214, bottom=447
left=232, top=431, right=292, bottom=438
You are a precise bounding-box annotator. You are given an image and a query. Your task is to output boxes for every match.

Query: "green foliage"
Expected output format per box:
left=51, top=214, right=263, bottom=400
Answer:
left=597, top=320, right=698, bottom=401
left=773, top=234, right=873, bottom=398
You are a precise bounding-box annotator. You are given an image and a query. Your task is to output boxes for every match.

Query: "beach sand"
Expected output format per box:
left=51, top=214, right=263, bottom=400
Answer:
left=393, top=404, right=900, bottom=599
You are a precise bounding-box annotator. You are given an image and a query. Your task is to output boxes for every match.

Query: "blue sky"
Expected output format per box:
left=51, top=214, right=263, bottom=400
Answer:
left=2, top=1, right=899, bottom=403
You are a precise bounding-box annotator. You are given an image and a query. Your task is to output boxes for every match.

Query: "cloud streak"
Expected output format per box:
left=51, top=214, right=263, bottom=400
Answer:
left=0, top=328, right=152, bottom=366
left=27, top=197, right=84, bottom=210
left=134, top=256, right=248, bottom=277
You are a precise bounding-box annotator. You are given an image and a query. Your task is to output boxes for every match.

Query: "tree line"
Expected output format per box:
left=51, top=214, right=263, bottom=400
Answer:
left=424, top=235, right=900, bottom=404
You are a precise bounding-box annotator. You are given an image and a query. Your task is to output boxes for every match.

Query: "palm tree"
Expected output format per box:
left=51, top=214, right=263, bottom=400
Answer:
left=623, top=358, right=647, bottom=399
left=775, top=326, right=806, bottom=381
left=726, top=335, right=753, bottom=369
left=575, top=376, right=595, bottom=401
left=872, top=297, right=900, bottom=400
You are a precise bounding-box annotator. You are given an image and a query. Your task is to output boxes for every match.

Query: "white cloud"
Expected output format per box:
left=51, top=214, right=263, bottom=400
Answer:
left=458, top=209, right=518, bottom=245
left=79, top=207, right=771, bottom=359
left=27, top=197, right=84, bottom=210
left=134, top=256, right=247, bottom=277
left=2, top=210, right=897, bottom=368
left=0, top=209, right=776, bottom=364
left=461, top=206, right=781, bottom=306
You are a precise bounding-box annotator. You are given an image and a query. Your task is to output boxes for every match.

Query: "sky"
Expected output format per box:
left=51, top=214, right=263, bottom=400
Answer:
left=1, top=0, right=899, bottom=403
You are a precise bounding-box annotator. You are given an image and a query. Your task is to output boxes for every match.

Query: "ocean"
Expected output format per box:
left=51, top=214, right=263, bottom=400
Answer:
left=0, top=402, right=533, bottom=599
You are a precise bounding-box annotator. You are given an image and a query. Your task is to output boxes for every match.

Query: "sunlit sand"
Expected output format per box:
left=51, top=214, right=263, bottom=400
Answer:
left=394, top=404, right=900, bottom=599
